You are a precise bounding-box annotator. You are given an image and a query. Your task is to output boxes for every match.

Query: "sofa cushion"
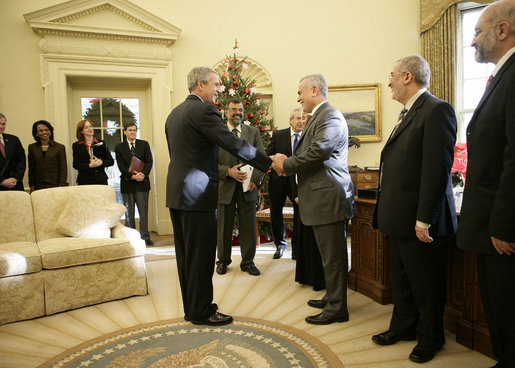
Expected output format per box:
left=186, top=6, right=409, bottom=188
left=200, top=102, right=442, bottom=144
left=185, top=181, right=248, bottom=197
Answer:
left=0, top=242, right=42, bottom=277
left=54, top=188, right=126, bottom=238
left=0, top=191, right=36, bottom=244
left=37, top=237, right=145, bottom=269
left=31, top=186, right=119, bottom=241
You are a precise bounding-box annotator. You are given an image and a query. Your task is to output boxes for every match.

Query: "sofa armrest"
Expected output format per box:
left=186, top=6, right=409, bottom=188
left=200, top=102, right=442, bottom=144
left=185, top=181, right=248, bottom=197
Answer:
left=111, top=223, right=145, bottom=250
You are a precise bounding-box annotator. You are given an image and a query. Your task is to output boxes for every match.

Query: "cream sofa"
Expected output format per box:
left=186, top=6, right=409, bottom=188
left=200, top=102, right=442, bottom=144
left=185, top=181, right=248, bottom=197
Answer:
left=0, top=185, right=148, bottom=325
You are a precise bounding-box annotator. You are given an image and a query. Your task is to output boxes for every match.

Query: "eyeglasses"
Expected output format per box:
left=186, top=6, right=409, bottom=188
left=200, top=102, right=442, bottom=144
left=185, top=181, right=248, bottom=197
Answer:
left=473, top=23, right=499, bottom=38
left=388, top=72, right=406, bottom=80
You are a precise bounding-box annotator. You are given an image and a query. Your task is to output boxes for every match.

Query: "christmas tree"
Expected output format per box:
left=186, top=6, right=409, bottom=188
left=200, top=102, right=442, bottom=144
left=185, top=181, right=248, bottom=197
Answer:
left=216, top=41, right=276, bottom=240
left=216, top=41, right=275, bottom=148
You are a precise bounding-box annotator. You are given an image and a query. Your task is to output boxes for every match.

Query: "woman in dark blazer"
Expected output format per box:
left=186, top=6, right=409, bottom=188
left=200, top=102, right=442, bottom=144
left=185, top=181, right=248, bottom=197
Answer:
left=28, top=120, right=68, bottom=192
left=72, top=119, right=114, bottom=185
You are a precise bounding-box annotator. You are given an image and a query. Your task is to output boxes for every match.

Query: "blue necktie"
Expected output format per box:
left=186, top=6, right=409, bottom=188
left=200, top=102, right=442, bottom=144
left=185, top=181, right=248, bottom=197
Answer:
left=293, top=133, right=299, bottom=154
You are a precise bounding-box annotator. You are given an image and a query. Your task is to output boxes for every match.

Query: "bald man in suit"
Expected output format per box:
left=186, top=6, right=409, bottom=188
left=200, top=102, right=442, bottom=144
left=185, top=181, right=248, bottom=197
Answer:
left=457, top=2, right=515, bottom=367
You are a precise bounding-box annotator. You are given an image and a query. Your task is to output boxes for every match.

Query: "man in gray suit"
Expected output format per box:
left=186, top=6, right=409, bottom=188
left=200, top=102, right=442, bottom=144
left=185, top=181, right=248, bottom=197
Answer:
left=271, top=74, right=356, bottom=325
left=216, top=99, right=265, bottom=276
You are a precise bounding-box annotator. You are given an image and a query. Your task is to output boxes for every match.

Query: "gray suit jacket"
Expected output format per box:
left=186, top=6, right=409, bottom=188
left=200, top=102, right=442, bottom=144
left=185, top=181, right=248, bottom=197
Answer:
left=218, top=124, right=265, bottom=204
left=283, top=101, right=355, bottom=226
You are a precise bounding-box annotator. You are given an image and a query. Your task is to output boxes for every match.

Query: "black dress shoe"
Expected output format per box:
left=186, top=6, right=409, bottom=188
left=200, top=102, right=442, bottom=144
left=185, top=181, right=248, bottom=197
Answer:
left=307, top=299, right=327, bottom=308
left=191, top=312, right=233, bottom=326
left=305, top=312, right=349, bottom=325
left=273, top=247, right=285, bottom=259
left=408, top=343, right=443, bottom=363
left=145, top=239, right=154, bottom=246
left=216, top=264, right=227, bottom=275
left=184, top=315, right=190, bottom=321
left=371, top=330, right=417, bottom=346
left=312, top=286, right=325, bottom=291
left=241, top=264, right=260, bottom=276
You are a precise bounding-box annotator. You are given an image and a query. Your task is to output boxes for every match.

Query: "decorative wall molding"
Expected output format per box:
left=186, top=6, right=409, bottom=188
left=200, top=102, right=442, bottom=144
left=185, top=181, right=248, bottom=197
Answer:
left=24, top=0, right=181, bottom=47
left=214, top=57, right=273, bottom=94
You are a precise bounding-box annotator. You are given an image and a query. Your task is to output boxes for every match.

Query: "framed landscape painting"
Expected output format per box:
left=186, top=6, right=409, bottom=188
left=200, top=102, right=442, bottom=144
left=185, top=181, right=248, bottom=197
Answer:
left=328, top=83, right=382, bottom=142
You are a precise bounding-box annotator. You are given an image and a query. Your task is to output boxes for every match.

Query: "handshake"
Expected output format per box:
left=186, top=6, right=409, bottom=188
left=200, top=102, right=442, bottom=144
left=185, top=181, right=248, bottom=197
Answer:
left=270, top=153, right=288, bottom=176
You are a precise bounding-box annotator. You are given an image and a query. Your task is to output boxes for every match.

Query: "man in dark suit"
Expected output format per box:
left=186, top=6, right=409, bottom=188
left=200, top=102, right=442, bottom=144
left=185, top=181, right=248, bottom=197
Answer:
left=457, top=2, right=515, bottom=367
left=115, top=122, right=154, bottom=245
left=270, top=74, right=355, bottom=325
left=215, top=99, right=265, bottom=276
left=165, top=66, right=271, bottom=326
left=371, top=55, right=457, bottom=364
left=0, top=113, right=26, bottom=191
left=266, top=107, right=303, bottom=259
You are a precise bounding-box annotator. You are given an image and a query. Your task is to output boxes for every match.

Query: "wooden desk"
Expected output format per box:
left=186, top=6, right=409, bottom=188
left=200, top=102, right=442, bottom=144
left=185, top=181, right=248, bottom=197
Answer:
left=350, top=197, right=494, bottom=358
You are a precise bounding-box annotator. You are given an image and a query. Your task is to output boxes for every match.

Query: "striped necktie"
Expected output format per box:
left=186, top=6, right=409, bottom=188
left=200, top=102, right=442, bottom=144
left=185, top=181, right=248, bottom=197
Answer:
left=0, top=136, right=5, bottom=158
left=130, top=142, right=135, bottom=156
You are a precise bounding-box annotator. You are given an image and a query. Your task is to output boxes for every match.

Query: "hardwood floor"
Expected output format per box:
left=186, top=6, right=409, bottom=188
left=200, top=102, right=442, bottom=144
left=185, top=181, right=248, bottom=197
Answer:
left=0, top=234, right=496, bottom=368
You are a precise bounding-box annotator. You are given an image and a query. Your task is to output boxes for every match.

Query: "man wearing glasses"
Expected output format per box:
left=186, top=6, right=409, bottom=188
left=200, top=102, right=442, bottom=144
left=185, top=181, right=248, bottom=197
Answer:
left=457, top=1, right=515, bottom=367
left=371, top=55, right=457, bottom=364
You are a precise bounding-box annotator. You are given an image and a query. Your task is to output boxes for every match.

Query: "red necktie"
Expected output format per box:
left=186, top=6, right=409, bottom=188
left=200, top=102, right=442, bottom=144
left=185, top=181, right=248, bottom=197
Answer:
left=486, top=75, right=493, bottom=87
left=0, top=138, right=5, bottom=158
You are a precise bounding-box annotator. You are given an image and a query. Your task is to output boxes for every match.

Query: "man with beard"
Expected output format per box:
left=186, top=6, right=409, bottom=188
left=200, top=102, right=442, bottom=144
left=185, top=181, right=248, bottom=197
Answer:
left=457, top=1, right=515, bottom=367
left=215, top=99, right=266, bottom=276
left=371, top=55, right=457, bottom=364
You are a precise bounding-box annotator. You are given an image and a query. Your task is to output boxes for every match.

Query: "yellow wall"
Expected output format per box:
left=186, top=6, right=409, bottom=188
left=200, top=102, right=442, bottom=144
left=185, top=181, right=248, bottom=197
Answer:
left=0, top=0, right=420, bottom=232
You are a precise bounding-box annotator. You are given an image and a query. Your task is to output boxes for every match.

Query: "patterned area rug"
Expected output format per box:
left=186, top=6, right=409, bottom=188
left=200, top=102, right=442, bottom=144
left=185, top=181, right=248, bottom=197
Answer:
left=38, top=317, right=344, bottom=368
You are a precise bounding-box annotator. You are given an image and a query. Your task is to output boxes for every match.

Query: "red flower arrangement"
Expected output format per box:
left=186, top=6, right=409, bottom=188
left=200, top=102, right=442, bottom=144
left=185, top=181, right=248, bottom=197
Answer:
left=451, top=143, right=468, bottom=186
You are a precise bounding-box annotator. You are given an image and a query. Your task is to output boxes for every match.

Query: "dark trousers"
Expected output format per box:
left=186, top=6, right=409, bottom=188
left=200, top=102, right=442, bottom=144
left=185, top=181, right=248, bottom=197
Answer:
left=477, top=253, right=515, bottom=368
left=269, top=187, right=299, bottom=255
left=169, top=208, right=218, bottom=320
left=122, top=190, right=150, bottom=240
left=389, top=236, right=447, bottom=347
left=217, top=185, right=256, bottom=268
left=312, top=220, right=348, bottom=318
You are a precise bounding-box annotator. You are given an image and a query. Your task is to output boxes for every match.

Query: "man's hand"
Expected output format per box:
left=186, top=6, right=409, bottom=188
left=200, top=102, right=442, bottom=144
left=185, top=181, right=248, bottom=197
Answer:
left=131, top=172, right=145, bottom=182
left=248, top=181, right=257, bottom=192
left=0, top=178, right=17, bottom=189
left=227, top=163, right=247, bottom=183
left=415, top=224, right=433, bottom=243
left=492, top=236, right=515, bottom=255
left=271, top=154, right=287, bottom=176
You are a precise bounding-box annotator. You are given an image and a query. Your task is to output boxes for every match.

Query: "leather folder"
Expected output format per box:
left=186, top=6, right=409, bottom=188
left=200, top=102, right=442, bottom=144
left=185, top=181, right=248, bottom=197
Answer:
left=128, top=156, right=145, bottom=174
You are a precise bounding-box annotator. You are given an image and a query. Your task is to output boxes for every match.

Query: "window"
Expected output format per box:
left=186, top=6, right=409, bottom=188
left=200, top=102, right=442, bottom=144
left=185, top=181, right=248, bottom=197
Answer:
left=456, top=4, right=495, bottom=142
left=80, top=97, right=141, bottom=203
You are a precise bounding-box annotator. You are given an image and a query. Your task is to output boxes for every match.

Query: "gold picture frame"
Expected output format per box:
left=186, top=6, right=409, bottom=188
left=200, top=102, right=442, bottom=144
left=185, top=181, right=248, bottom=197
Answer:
left=328, top=83, right=382, bottom=142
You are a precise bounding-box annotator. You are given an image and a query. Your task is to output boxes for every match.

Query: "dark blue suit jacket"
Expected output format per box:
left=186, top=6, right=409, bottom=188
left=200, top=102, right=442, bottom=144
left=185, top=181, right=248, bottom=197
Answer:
left=165, top=94, right=272, bottom=211
left=0, top=133, right=26, bottom=191
left=458, top=53, right=515, bottom=253
left=115, top=139, right=153, bottom=193
left=373, top=91, right=458, bottom=238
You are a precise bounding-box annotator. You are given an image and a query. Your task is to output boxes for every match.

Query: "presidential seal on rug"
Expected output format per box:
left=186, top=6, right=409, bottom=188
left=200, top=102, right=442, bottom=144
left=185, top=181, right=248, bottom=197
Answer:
left=38, top=317, right=343, bottom=368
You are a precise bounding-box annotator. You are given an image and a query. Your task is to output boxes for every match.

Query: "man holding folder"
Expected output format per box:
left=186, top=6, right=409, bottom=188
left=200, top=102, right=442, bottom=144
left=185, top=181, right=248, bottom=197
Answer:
left=215, top=98, right=266, bottom=276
